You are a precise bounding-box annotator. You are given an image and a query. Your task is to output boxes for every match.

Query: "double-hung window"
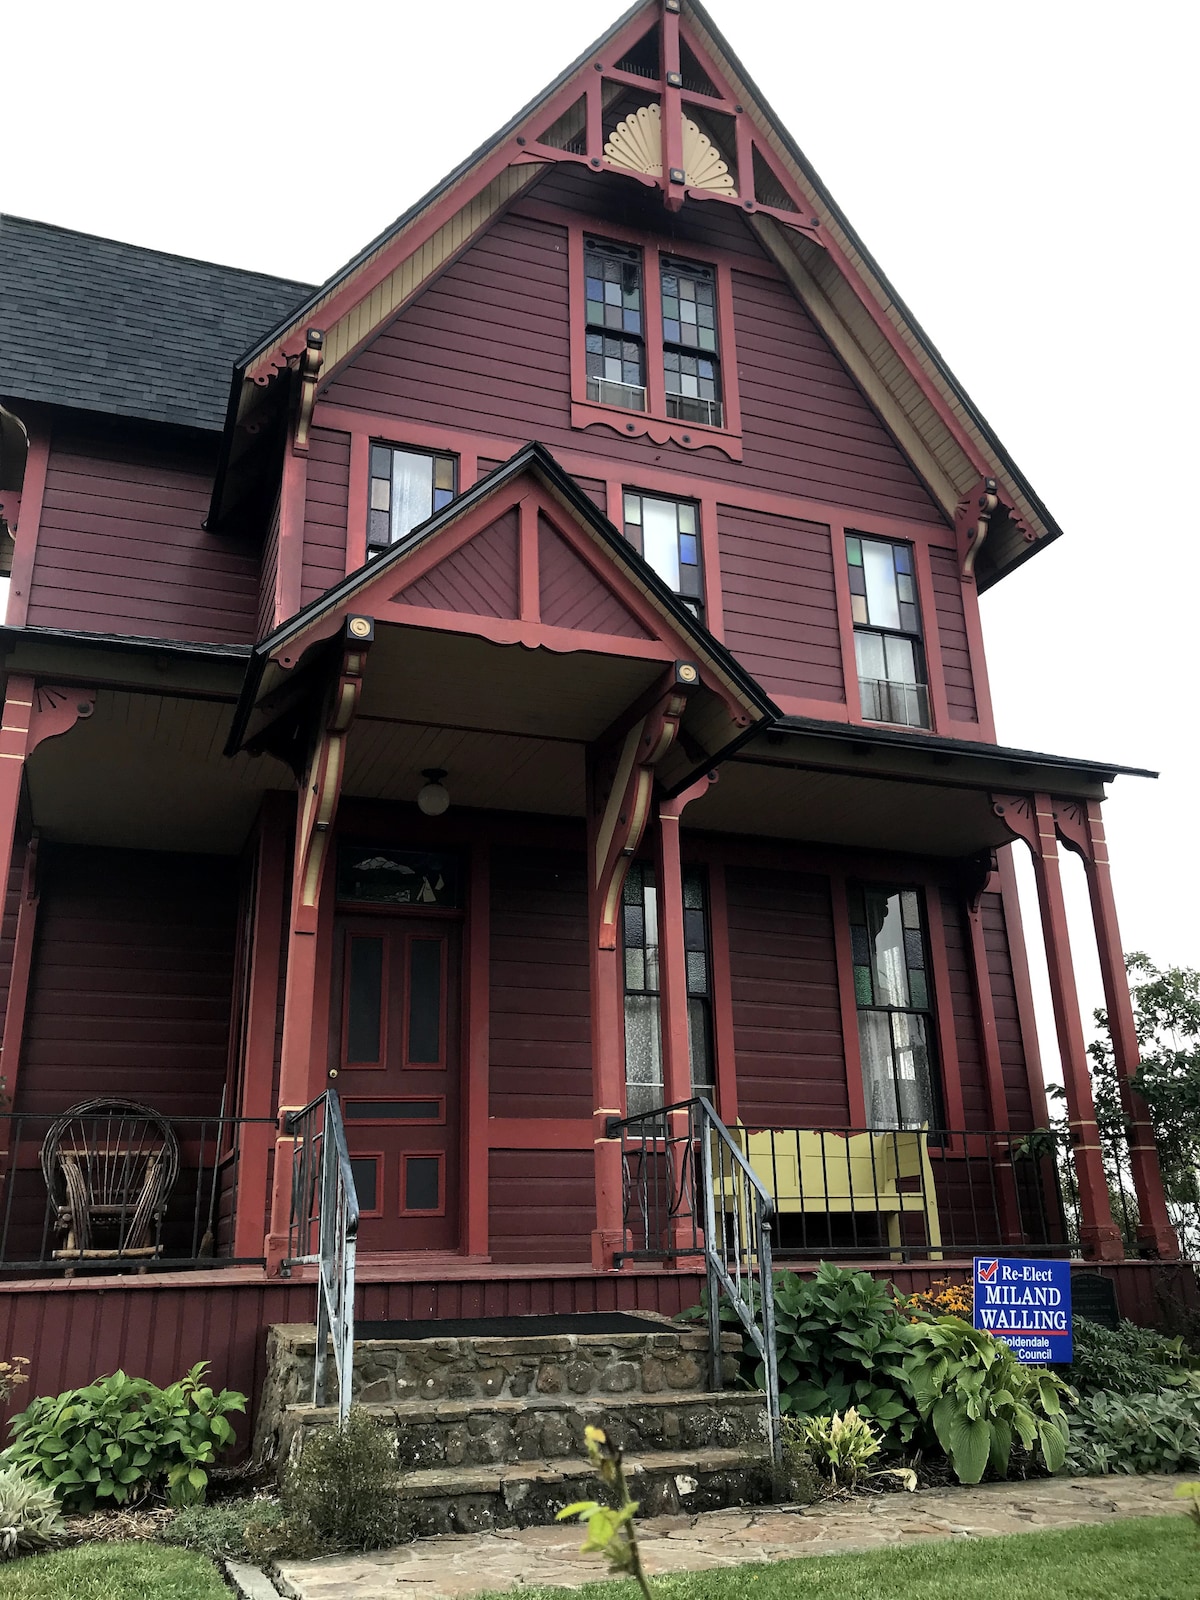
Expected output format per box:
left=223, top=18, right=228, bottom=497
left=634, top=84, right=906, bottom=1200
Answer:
left=584, top=238, right=646, bottom=412
left=846, top=534, right=929, bottom=728
left=849, top=884, right=941, bottom=1130
left=622, top=491, right=703, bottom=611
left=368, top=444, right=456, bottom=552
left=660, top=258, right=722, bottom=428
left=622, top=861, right=714, bottom=1117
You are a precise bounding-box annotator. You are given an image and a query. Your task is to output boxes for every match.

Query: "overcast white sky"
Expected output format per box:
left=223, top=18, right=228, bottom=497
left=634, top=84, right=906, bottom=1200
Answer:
left=5, top=0, right=1198, bottom=1081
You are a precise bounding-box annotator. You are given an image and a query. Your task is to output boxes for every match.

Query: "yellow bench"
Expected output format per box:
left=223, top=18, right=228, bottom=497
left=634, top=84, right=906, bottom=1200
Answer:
left=714, top=1126, right=943, bottom=1260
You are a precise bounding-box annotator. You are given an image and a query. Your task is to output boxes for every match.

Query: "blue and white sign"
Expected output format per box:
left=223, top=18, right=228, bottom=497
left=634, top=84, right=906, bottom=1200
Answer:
left=973, top=1257, right=1072, bottom=1364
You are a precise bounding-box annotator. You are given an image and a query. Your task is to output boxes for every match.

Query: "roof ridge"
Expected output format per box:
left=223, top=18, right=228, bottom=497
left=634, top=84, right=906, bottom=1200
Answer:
left=0, top=213, right=315, bottom=289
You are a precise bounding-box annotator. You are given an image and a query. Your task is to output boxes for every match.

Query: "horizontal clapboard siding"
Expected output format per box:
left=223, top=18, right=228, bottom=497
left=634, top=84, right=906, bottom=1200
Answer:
left=725, top=865, right=849, bottom=1125
left=981, top=891, right=1035, bottom=1129
left=718, top=506, right=843, bottom=701
left=28, top=427, right=256, bottom=643
left=928, top=546, right=978, bottom=721
left=300, top=429, right=351, bottom=605
left=938, top=890, right=987, bottom=1127
left=488, top=1149, right=594, bottom=1264
left=14, top=845, right=237, bottom=1119
left=489, top=847, right=592, bottom=1120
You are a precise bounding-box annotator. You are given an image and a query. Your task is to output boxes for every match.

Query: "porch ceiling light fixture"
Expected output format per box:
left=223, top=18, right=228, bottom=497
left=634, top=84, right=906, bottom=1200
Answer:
left=417, top=768, right=450, bottom=816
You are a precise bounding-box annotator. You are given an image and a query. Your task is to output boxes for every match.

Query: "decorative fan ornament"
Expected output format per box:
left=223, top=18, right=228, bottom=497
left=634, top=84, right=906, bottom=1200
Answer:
left=604, top=102, right=737, bottom=195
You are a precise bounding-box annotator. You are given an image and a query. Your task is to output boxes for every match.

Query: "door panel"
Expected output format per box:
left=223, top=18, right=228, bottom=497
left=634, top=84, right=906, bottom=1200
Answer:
left=333, top=915, right=461, bottom=1250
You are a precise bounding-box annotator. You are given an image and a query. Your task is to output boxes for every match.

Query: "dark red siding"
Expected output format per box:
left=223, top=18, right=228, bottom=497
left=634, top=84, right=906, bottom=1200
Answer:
left=300, top=428, right=350, bottom=605
left=724, top=865, right=848, bottom=1125
left=13, top=845, right=238, bottom=1118
left=928, top=546, right=978, bottom=722
left=938, top=890, right=988, bottom=1127
left=399, top=509, right=519, bottom=618
left=323, top=196, right=945, bottom=522
left=717, top=506, right=843, bottom=703
left=27, top=424, right=257, bottom=644
left=981, top=891, right=1036, bottom=1129
left=488, top=1150, right=594, bottom=1264
left=257, top=490, right=281, bottom=640
left=488, top=847, right=591, bottom=1119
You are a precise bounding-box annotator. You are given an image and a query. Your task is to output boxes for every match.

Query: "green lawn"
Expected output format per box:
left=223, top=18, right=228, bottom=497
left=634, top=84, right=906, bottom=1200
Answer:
left=0, top=1542, right=228, bottom=1599
left=484, top=1517, right=1197, bottom=1599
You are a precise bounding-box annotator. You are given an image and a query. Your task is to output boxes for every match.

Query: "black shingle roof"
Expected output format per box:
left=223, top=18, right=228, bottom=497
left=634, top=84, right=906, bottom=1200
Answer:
left=0, top=215, right=313, bottom=432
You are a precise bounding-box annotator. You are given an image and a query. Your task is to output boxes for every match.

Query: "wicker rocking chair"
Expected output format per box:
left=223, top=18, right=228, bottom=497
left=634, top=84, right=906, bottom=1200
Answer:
left=40, top=1099, right=180, bottom=1271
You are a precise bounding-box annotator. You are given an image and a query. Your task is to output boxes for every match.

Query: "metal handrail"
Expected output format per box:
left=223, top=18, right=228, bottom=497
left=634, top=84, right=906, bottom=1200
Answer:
left=608, top=1095, right=781, bottom=1465
left=284, top=1090, right=359, bottom=1424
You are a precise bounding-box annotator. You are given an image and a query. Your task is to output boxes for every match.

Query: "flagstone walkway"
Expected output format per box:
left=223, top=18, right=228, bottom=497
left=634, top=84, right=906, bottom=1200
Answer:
left=270, top=1473, right=1192, bottom=1599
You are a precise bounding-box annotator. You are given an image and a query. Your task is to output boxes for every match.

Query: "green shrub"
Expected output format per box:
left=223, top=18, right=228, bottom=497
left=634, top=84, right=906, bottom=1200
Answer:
left=1070, top=1318, right=1200, bottom=1398
left=1064, top=1390, right=1200, bottom=1477
left=1, top=1363, right=245, bottom=1513
left=786, top=1408, right=916, bottom=1492
left=162, top=1496, right=282, bottom=1562
left=705, top=1263, right=920, bottom=1445
left=899, top=1318, right=1071, bottom=1485
left=245, top=1409, right=404, bottom=1559
left=0, top=1466, right=66, bottom=1558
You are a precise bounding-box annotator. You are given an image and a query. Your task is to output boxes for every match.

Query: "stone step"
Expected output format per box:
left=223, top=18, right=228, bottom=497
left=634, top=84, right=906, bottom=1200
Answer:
left=392, top=1446, right=774, bottom=1537
left=277, top=1389, right=769, bottom=1468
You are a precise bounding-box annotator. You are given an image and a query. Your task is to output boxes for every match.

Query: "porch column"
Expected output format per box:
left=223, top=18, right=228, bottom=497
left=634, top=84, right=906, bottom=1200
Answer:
left=1055, top=800, right=1179, bottom=1259
left=265, top=626, right=372, bottom=1272
left=992, top=793, right=1123, bottom=1261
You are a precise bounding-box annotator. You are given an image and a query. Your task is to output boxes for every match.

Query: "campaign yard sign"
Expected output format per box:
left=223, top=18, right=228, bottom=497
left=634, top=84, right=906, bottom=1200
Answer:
left=973, top=1258, right=1072, bottom=1364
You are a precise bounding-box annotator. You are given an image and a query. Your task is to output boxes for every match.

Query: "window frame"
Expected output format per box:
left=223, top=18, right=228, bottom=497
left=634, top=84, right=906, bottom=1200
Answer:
left=845, top=532, right=931, bottom=731
left=568, top=222, right=743, bottom=460
left=366, top=440, right=459, bottom=555
left=621, top=488, right=704, bottom=609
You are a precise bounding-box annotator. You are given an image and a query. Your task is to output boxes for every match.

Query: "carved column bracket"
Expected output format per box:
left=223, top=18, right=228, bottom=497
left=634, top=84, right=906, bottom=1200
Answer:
left=293, top=330, right=325, bottom=454
left=990, top=793, right=1039, bottom=854
left=590, top=665, right=698, bottom=950
left=28, top=686, right=95, bottom=752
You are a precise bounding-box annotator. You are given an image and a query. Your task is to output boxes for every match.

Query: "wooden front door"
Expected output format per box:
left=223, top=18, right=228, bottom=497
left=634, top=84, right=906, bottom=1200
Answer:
left=332, top=915, right=461, bottom=1251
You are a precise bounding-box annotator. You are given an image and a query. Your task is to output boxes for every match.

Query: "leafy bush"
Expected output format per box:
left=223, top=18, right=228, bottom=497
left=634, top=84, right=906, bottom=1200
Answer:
left=162, top=1496, right=283, bottom=1562
left=0, top=1466, right=65, bottom=1558
left=900, top=1319, right=1071, bottom=1485
left=744, top=1264, right=920, bottom=1445
left=1064, top=1390, right=1200, bottom=1477
left=1071, top=1318, right=1200, bottom=1399
left=1, top=1364, right=245, bottom=1512
left=785, top=1408, right=915, bottom=1492
left=245, top=1409, right=403, bottom=1559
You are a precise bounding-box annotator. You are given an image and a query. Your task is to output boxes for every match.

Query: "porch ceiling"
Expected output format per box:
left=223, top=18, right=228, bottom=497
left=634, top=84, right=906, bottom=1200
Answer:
left=26, top=688, right=291, bottom=852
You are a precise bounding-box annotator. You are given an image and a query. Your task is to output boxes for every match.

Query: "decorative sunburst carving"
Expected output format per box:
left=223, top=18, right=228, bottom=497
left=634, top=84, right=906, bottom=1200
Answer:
left=604, top=102, right=737, bottom=195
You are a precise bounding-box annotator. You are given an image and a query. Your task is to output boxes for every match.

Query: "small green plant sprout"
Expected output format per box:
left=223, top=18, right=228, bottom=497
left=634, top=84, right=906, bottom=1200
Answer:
left=556, top=1425, right=654, bottom=1600
left=792, top=1409, right=917, bottom=1493
left=1175, top=1481, right=1200, bottom=1531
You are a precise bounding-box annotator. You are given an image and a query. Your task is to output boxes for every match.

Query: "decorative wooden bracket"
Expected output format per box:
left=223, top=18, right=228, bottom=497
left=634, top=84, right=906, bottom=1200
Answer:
left=958, top=478, right=1036, bottom=580
left=591, top=662, right=699, bottom=948
left=952, top=848, right=998, bottom=914
left=990, top=793, right=1039, bottom=855
left=293, top=330, right=325, bottom=455
left=28, top=685, right=96, bottom=752
left=291, top=616, right=373, bottom=934
left=1051, top=798, right=1094, bottom=863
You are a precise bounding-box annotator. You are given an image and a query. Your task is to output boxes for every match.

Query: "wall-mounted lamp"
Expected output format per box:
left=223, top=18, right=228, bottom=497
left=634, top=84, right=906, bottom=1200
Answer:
left=417, top=768, right=450, bottom=817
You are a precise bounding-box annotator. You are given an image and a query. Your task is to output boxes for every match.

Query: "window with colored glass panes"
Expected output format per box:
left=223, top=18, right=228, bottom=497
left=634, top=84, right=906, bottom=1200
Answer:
left=367, top=444, right=456, bottom=551
left=660, top=258, right=722, bottom=427
left=584, top=238, right=646, bottom=411
left=845, top=534, right=930, bottom=728
left=622, top=861, right=714, bottom=1118
left=623, top=492, right=703, bottom=609
left=848, top=884, right=942, bottom=1130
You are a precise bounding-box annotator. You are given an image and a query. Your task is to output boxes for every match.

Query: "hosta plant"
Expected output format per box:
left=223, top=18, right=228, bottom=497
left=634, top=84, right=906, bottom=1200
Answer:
left=2, top=1362, right=245, bottom=1512
left=0, top=1465, right=66, bottom=1557
left=899, top=1318, right=1071, bottom=1485
left=787, top=1408, right=916, bottom=1493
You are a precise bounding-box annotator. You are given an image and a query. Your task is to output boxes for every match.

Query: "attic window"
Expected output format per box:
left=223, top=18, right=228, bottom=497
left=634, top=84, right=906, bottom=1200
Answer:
left=661, top=258, right=722, bottom=428
left=368, top=444, right=456, bottom=551
left=584, top=238, right=647, bottom=412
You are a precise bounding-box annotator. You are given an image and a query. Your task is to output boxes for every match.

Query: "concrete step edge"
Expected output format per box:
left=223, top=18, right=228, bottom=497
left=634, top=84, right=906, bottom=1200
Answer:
left=283, top=1391, right=767, bottom=1425
left=394, top=1446, right=770, bottom=1499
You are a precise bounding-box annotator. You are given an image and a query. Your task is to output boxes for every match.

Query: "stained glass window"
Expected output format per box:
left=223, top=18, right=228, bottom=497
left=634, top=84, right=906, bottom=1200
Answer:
left=584, top=238, right=646, bottom=411
left=337, top=847, right=462, bottom=908
left=623, top=492, right=703, bottom=609
left=622, top=861, right=713, bottom=1116
left=846, top=535, right=929, bottom=728
left=848, top=884, right=941, bottom=1130
left=661, top=258, right=722, bottom=427
left=368, top=445, right=456, bottom=552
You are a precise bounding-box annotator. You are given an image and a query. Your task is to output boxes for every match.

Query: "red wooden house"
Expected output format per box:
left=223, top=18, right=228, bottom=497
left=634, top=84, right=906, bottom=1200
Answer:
left=0, top=0, right=1184, bottom=1414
